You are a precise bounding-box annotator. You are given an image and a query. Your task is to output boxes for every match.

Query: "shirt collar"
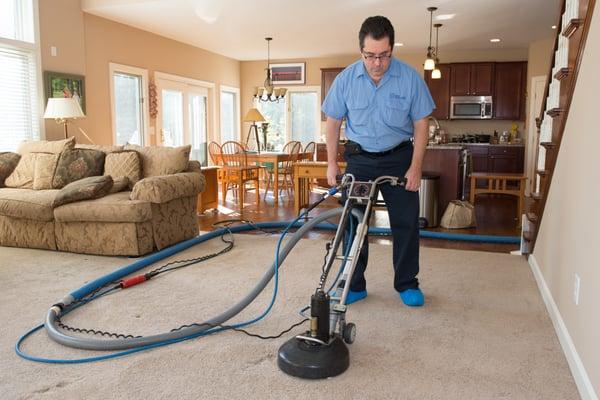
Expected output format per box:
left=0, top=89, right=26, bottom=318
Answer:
left=353, top=57, right=402, bottom=81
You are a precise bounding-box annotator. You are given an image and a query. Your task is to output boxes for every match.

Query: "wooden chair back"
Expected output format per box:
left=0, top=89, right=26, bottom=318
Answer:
left=303, top=141, right=316, bottom=160
left=208, top=141, right=222, bottom=165
left=221, top=141, right=248, bottom=167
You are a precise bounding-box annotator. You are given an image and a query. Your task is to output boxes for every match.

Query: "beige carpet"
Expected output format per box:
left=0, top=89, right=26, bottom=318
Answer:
left=0, top=234, right=579, bottom=400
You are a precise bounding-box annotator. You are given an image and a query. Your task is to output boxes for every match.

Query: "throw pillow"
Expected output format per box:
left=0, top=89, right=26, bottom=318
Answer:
left=0, top=152, right=21, bottom=187
left=104, top=151, right=141, bottom=189
left=52, top=175, right=114, bottom=208
left=52, top=148, right=106, bottom=189
left=33, top=153, right=60, bottom=190
left=75, top=143, right=125, bottom=154
left=18, top=137, right=75, bottom=155
left=124, top=144, right=191, bottom=178
left=4, top=152, right=38, bottom=188
left=108, top=176, right=129, bottom=194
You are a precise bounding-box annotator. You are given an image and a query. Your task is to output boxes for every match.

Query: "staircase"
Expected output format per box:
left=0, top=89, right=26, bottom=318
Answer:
left=522, top=0, right=596, bottom=254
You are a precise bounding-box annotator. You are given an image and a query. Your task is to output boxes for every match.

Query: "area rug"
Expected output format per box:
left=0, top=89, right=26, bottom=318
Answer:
left=0, top=234, right=578, bottom=400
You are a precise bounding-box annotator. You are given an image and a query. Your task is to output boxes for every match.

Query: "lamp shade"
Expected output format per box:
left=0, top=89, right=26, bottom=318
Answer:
left=424, top=58, right=436, bottom=71
left=43, top=98, right=85, bottom=119
left=243, top=108, right=266, bottom=123
left=431, top=68, right=441, bottom=79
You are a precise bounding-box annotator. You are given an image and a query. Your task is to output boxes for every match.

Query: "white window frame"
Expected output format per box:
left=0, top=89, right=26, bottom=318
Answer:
left=0, top=0, right=44, bottom=144
left=255, top=85, right=321, bottom=144
left=154, top=71, right=217, bottom=144
left=108, top=63, right=150, bottom=146
left=219, top=84, right=240, bottom=142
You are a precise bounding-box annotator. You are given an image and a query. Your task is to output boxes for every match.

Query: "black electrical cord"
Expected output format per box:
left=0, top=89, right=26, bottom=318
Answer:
left=170, top=318, right=309, bottom=340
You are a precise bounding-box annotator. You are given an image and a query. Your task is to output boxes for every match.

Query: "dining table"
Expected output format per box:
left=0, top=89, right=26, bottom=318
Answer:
left=245, top=151, right=313, bottom=204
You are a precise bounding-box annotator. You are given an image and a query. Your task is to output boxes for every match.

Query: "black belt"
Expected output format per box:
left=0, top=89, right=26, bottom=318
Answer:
left=361, top=140, right=412, bottom=156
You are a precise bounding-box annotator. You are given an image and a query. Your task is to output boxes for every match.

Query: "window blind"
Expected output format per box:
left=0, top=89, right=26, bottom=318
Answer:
left=0, top=45, right=40, bottom=151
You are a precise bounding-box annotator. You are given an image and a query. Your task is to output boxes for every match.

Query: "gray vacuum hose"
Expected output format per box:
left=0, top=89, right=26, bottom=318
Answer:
left=45, top=207, right=359, bottom=350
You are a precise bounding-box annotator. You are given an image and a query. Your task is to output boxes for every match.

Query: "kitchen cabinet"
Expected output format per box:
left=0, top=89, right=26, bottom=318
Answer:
left=423, top=146, right=464, bottom=221
left=450, top=63, right=494, bottom=96
left=424, top=64, right=451, bottom=119
left=494, top=62, right=527, bottom=120
left=488, top=145, right=525, bottom=173
left=321, top=67, right=344, bottom=121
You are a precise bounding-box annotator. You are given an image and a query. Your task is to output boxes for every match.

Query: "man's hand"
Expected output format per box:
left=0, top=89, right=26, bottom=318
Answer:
left=327, top=163, right=341, bottom=186
left=404, top=164, right=422, bottom=192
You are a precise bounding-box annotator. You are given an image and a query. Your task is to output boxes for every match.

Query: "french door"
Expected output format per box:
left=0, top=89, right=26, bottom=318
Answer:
left=157, top=79, right=209, bottom=166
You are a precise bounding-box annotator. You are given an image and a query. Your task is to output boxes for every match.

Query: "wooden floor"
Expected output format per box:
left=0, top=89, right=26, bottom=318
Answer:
left=198, top=185, right=522, bottom=254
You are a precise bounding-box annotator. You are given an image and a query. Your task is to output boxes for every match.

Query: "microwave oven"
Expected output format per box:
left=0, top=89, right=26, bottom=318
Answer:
left=450, top=96, right=493, bottom=119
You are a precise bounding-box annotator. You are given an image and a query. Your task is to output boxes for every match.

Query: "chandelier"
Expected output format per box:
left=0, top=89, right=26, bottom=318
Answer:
left=424, top=7, right=437, bottom=71
left=254, top=37, right=286, bottom=102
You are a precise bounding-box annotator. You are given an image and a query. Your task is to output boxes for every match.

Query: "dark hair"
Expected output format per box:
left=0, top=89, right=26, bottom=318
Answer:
left=359, top=16, right=395, bottom=50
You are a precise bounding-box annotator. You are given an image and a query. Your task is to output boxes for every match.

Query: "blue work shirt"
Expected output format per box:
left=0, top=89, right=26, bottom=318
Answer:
left=322, top=58, right=435, bottom=153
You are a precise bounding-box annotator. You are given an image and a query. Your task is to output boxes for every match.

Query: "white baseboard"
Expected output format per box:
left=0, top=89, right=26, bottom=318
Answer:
left=528, top=255, right=598, bottom=400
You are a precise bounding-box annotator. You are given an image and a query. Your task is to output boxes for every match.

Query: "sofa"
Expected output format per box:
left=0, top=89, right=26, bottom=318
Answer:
left=0, top=138, right=205, bottom=256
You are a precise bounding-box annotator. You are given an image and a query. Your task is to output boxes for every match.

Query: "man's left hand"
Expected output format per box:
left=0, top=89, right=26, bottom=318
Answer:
left=404, top=165, right=422, bottom=192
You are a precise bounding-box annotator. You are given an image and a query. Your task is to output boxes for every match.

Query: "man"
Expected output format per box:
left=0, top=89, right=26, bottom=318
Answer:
left=322, top=16, right=434, bottom=307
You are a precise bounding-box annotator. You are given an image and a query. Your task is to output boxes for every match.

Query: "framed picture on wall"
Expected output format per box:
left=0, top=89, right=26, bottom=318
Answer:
left=269, top=62, right=305, bottom=85
left=44, top=71, right=86, bottom=113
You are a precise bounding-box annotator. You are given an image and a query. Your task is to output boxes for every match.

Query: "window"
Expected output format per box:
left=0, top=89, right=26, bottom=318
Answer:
left=220, top=86, right=240, bottom=143
left=256, top=86, right=320, bottom=150
left=109, top=63, right=149, bottom=146
left=0, top=0, right=40, bottom=151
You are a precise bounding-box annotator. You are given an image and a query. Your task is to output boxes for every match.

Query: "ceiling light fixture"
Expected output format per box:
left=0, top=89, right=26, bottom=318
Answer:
left=490, top=38, right=501, bottom=43
left=431, top=23, right=442, bottom=79
left=253, top=37, right=286, bottom=103
left=435, top=14, right=456, bottom=21
left=424, top=6, right=437, bottom=70
left=394, top=42, right=404, bottom=47
left=552, top=25, right=557, bottom=29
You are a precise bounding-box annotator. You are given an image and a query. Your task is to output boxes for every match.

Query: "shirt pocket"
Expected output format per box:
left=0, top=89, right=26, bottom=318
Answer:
left=347, top=98, right=370, bottom=127
left=384, top=100, right=411, bottom=128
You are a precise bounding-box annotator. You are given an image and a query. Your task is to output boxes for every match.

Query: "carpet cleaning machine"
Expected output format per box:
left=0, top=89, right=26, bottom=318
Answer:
left=16, top=174, right=406, bottom=379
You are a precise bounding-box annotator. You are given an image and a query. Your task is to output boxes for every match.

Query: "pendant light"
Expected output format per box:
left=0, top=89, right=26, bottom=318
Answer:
left=424, top=7, right=437, bottom=71
left=253, top=37, right=286, bottom=103
left=431, top=23, right=442, bottom=79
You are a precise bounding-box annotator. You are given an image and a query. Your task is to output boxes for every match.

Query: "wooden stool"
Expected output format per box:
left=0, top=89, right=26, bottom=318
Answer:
left=469, top=172, right=527, bottom=228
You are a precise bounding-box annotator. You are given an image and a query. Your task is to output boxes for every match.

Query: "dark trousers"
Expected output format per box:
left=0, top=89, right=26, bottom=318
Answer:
left=343, top=144, right=420, bottom=293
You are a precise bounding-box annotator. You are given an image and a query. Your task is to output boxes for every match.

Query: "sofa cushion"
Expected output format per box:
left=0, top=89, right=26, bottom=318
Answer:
left=104, top=151, right=141, bottom=189
left=0, top=152, right=21, bottom=187
left=4, top=153, right=38, bottom=188
left=131, top=172, right=205, bottom=204
left=0, top=188, right=59, bottom=221
left=52, top=175, right=114, bottom=208
left=54, top=191, right=153, bottom=223
left=109, top=176, right=129, bottom=193
left=33, top=153, right=60, bottom=190
left=124, top=144, right=191, bottom=178
left=75, top=143, right=124, bottom=154
left=52, top=148, right=106, bottom=188
left=18, top=137, right=75, bottom=154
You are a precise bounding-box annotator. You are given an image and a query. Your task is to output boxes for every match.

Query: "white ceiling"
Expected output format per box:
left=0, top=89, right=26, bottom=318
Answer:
left=82, top=0, right=560, bottom=61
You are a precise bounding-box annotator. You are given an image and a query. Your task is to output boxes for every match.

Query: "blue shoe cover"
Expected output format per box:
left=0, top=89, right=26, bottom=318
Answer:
left=399, top=288, right=424, bottom=307
left=345, top=289, right=367, bottom=305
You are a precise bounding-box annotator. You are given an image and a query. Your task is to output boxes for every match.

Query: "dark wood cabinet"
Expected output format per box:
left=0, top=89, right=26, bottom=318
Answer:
left=466, top=145, right=490, bottom=173
left=450, top=63, right=494, bottom=96
left=320, top=67, right=344, bottom=121
left=424, top=64, right=451, bottom=119
left=464, top=144, right=525, bottom=174
left=494, top=62, right=527, bottom=120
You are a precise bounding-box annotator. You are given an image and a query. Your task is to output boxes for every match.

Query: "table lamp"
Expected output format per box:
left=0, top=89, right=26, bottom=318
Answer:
left=43, top=98, right=85, bottom=139
left=243, top=108, right=266, bottom=153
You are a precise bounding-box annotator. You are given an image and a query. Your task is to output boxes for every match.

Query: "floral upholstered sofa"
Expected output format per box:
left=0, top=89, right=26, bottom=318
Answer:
left=0, top=138, right=205, bottom=256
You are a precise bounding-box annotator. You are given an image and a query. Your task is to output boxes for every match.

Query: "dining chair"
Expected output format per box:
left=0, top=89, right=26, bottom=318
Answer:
left=263, top=141, right=302, bottom=200
left=220, top=141, right=261, bottom=207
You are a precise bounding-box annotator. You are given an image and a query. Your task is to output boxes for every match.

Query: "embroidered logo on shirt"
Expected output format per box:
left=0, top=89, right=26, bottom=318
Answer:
left=390, top=93, right=406, bottom=100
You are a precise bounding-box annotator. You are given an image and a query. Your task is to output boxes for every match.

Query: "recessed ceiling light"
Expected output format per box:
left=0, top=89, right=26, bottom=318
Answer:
left=394, top=42, right=404, bottom=47
left=435, top=14, right=456, bottom=21
left=552, top=25, right=557, bottom=29
left=490, top=38, right=501, bottom=43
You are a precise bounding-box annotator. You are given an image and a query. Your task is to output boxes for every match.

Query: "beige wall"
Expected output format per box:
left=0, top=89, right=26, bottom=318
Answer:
left=38, top=0, right=86, bottom=140
left=240, top=47, right=530, bottom=139
left=39, top=2, right=240, bottom=145
left=533, top=0, right=600, bottom=395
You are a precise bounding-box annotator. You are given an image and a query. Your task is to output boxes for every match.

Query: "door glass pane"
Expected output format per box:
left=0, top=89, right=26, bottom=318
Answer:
left=258, top=99, right=286, bottom=151
left=290, top=91, right=318, bottom=145
left=114, top=72, right=143, bottom=145
left=161, top=89, right=184, bottom=147
left=220, top=91, right=236, bottom=143
left=190, top=93, right=207, bottom=166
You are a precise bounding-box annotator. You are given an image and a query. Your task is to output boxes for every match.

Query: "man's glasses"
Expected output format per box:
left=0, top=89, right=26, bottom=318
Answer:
left=361, top=51, right=392, bottom=62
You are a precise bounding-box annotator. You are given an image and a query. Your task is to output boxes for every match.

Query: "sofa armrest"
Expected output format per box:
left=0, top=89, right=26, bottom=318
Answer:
left=130, top=171, right=205, bottom=203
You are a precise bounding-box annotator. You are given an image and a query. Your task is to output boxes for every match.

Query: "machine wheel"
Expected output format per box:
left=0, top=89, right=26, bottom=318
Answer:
left=342, top=322, right=356, bottom=344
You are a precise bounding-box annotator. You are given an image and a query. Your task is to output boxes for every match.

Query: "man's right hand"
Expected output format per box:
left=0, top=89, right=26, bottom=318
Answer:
left=327, top=163, right=341, bottom=186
